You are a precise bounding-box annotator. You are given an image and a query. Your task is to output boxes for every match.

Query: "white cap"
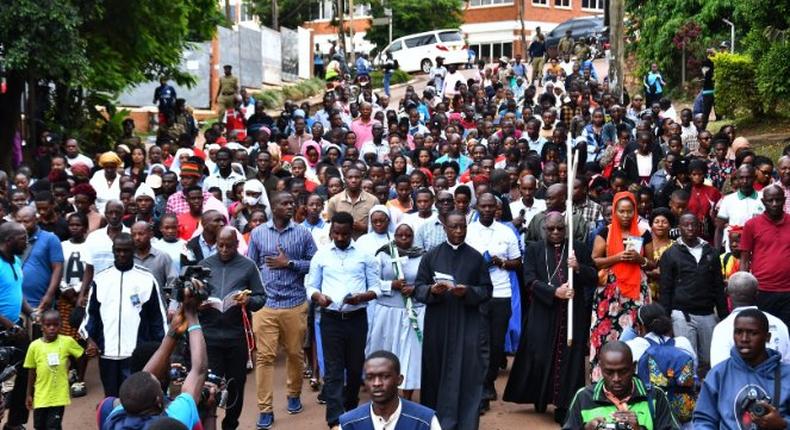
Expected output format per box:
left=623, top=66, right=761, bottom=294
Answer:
left=135, top=182, right=156, bottom=200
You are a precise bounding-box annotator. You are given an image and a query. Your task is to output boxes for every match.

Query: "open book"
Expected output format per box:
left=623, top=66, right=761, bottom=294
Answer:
left=204, top=290, right=244, bottom=313
left=433, top=271, right=457, bottom=289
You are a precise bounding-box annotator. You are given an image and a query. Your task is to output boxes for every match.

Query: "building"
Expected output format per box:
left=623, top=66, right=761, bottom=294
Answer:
left=301, top=0, right=603, bottom=60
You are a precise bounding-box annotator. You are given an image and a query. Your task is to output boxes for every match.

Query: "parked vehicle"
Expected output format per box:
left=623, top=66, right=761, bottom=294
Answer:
left=373, top=29, right=468, bottom=74
left=544, top=16, right=609, bottom=58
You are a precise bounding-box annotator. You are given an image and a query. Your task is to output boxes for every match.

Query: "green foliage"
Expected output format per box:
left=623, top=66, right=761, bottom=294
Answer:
left=0, top=0, right=222, bottom=156
left=756, top=42, right=790, bottom=113
left=712, top=53, right=759, bottom=119
left=370, top=69, right=411, bottom=88
left=365, top=0, right=463, bottom=51
left=247, top=0, right=319, bottom=29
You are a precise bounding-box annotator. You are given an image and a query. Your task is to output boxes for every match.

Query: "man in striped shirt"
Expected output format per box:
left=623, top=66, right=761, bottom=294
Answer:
left=247, top=191, right=317, bottom=430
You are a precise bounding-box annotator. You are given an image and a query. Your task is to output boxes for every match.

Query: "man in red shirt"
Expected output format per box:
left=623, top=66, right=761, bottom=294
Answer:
left=740, top=185, right=790, bottom=327
left=177, top=186, right=204, bottom=240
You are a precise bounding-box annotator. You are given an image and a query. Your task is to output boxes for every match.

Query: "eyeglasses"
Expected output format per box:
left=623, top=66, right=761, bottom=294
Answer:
left=437, top=198, right=454, bottom=204
left=546, top=226, right=566, bottom=231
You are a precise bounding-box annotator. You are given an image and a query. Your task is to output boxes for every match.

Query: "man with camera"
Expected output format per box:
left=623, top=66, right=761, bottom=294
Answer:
left=197, top=226, right=265, bottom=430
left=98, top=280, right=207, bottom=430
left=695, top=309, right=790, bottom=429
left=82, top=233, right=168, bottom=397
left=563, top=341, right=678, bottom=430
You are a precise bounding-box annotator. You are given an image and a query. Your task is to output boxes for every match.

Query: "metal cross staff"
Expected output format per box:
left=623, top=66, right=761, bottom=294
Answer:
left=566, top=140, right=579, bottom=347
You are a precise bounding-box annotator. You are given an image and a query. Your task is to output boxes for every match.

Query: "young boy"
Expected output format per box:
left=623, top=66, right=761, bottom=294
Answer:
left=24, top=310, right=84, bottom=430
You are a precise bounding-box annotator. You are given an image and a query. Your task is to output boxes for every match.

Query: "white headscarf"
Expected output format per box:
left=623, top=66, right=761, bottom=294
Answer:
left=170, top=148, right=194, bottom=177
left=242, top=179, right=272, bottom=220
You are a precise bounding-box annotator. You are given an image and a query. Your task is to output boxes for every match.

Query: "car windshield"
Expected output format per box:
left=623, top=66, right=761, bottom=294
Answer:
left=438, top=31, right=463, bottom=43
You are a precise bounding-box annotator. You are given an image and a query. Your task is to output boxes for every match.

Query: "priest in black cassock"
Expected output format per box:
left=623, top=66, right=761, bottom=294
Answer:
left=414, top=211, right=493, bottom=430
left=503, top=212, right=596, bottom=424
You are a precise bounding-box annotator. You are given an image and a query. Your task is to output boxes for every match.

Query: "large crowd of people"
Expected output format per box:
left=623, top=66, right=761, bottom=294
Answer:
left=1, top=42, right=790, bottom=430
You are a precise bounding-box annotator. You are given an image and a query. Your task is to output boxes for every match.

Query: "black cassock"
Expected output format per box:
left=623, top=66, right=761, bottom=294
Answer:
left=503, top=240, right=596, bottom=411
left=415, top=242, right=493, bottom=430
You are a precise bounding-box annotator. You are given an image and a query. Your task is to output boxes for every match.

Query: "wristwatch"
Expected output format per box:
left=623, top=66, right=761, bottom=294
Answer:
left=287, top=260, right=295, bottom=270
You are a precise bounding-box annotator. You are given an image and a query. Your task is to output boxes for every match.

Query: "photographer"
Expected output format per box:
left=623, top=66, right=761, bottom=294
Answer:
left=563, top=341, right=678, bottom=430
left=694, top=309, right=790, bottom=430
left=98, top=285, right=207, bottom=430
left=197, top=226, right=265, bottom=430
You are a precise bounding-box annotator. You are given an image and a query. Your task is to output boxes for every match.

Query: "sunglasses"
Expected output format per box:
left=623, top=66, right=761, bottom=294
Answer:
left=546, top=225, right=566, bottom=231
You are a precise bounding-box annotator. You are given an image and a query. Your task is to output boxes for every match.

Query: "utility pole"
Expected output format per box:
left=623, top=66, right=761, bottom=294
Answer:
left=336, top=0, right=346, bottom=57
left=349, top=0, right=356, bottom=64
left=607, top=0, right=625, bottom=103
left=272, top=0, right=279, bottom=28
left=518, top=0, right=528, bottom=59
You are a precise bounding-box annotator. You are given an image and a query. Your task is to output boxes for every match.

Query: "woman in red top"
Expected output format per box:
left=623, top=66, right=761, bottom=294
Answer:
left=687, top=158, right=722, bottom=241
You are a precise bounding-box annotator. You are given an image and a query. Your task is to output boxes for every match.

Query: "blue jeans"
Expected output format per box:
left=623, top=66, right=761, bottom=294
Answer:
left=383, top=72, right=392, bottom=96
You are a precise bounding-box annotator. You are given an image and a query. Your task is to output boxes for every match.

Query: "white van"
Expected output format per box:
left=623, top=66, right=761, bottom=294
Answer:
left=374, top=29, right=468, bottom=74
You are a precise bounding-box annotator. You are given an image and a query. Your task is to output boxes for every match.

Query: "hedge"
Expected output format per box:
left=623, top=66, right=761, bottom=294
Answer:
left=756, top=42, right=790, bottom=114
left=254, top=77, right=326, bottom=110
left=369, top=69, right=411, bottom=89
left=712, top=53, right=760, bottom=119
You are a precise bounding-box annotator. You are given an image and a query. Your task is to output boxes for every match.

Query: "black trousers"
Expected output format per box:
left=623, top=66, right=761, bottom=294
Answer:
left=6, top=333, right=30, bottom=427
left=319, top=309, right=367, bottom=427
left=484, top=298, right=512, bottom=397
left=702, top=93, right=715, bottom=129
left=757, top=291, right=790, bottom=329
left=207, top=337, right=248, bottom=430
left=33, top=406, right=64, bottom=430
left=98, top=358, right=132, bottom=397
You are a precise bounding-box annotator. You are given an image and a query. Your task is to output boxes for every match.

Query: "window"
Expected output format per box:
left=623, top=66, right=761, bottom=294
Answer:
left=387, top=41, right=402, bottom=54
left=438, top=31, right=464, bottom=43
left=582, top=0, right=604, bottom=10
left=470, top=42, right=513, bottom=64
left=469, top=0, right=512, bottom=7
left=532, top=0, right=548, bottom=5
left=554, top=0, right=571, bottom=7
left=403, top=37, right=422, bottom=49
left=404, top=35, right=435, bottom=48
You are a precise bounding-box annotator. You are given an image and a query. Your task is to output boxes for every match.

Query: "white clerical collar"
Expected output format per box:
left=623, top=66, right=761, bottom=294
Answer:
left=446, top=241, right=462, bottom=250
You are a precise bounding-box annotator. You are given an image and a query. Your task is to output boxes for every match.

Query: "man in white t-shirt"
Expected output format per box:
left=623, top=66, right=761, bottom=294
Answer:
left=709, top=272, right=790, bottom=367
left=64, top=138, right=95, bottom=171
left=466, top=193, right=521, bottom=410
left=510, top=175, right=546, bottom=244
left=715, top=165, right=764, bottom=250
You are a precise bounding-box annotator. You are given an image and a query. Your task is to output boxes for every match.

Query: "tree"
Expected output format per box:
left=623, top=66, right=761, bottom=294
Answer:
left=0, top=0, right=222, bottom=171
left=364, top=0, right=463, bottom=53
left=248, top=0, right=320, bottom=30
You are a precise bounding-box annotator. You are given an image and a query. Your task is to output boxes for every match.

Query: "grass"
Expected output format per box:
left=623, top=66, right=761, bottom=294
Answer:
left=706, top=113, right=790, bottom=161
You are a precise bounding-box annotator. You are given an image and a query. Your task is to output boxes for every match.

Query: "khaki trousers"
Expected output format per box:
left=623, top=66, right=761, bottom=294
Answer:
left=217, top=94, right=236, bottom=121
left=253, top=301, right=308, bottom=412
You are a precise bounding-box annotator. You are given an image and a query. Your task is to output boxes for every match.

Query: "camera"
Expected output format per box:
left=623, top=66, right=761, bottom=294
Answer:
left=173, top=266, right=212, bottom=302
left=597, top=422, right=633, bottom=430
left=169, top=364, right=229, bottom=409
left=741, top=390, right=771, bottom=418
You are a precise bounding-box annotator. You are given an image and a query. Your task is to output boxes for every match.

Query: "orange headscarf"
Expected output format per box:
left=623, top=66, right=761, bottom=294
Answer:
left=607, top=192, right=642, bottom=300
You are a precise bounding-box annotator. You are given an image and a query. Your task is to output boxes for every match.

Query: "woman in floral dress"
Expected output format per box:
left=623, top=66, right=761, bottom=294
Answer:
left=589, top=192, right=655, bottom=380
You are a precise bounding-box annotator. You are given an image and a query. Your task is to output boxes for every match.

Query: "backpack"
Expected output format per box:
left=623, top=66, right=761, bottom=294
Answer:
left=98, top=397, right=163, bottom=430
left=636, top=337, right=697, bottom=422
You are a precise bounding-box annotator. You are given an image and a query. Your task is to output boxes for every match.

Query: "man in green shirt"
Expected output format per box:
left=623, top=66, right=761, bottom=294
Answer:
left=558, top=30, right=575, bottom=57
left=216, top=64, right=239, bottom=122
left=563, top=341, right=679, bottom=430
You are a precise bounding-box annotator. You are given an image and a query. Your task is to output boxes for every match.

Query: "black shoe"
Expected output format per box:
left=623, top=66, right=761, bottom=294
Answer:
left=554, top=407, right=568, bottom=424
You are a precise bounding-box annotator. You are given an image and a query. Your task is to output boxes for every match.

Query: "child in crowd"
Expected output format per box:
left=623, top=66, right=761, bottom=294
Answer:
left=24, top=310, right=85, bottom=430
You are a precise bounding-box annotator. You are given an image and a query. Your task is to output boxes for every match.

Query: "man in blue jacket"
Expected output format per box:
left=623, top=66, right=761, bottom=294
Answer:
left=694, top=309, right=790, bottom=429
left=339, top=351, right=440, bottom=430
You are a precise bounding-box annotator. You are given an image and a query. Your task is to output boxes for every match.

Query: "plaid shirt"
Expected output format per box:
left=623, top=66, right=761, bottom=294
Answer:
left=165, top=190, right=215, bottom=215
left=573, top=198, right=603, bottom=232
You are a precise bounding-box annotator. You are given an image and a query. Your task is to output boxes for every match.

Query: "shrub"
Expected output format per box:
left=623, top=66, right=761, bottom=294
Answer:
left=370, top=69, right=411, bottom=89
left=756, top=42, right=790, bottom=114
left=712, top=52, right=760, bottom=119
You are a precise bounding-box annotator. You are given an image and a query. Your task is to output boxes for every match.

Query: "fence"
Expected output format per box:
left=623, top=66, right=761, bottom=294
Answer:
left=119, top=23, right=312, bottom=109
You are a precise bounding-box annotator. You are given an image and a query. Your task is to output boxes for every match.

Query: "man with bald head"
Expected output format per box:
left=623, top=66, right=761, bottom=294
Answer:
left=199, top=226, right=265, bottom=429
left=131, top=221, right=175, bottom=295
left=525, top=183, right=588, bottom=245
left=181, top=210, right=227, bottom=267
left=15, top=206, right=63, bottom=312
left=710, top=272, right=790, bottom=367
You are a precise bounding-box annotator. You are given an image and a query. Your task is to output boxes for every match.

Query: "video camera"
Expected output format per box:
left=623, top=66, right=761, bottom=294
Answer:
left=173, top=266, right=212, bottom=302
left=168, top=365, right=229, bottom=409
left=741, top=391, right=772, bottom=418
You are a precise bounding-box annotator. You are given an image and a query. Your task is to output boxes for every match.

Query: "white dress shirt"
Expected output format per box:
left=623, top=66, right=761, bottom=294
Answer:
left=306, top=241, right=381, bottom=312
left=709, top=306, right=790, bottom=367
left=466, top=220, right=521, bottom=298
